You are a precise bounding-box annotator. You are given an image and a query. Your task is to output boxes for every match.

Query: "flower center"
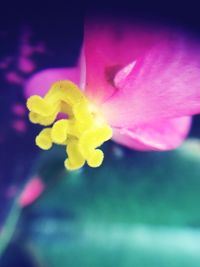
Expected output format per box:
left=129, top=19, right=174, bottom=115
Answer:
left=26, top=80, right=113, bottom=170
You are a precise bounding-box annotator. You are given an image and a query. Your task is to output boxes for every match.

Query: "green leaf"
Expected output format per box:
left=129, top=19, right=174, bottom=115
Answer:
left=18, top=139, right=200, bottom=267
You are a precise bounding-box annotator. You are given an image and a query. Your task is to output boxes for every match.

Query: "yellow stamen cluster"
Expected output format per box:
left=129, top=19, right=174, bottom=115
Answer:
left=26, top=80, right=113, bottom=170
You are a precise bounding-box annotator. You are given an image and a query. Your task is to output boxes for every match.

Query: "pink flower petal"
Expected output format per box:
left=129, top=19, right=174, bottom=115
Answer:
left=25, top=67, right=81, bottom=98
left=102, top=35, right=200, bottom=128
left=84, top=18, right=162, bottom=104
left=112, top=116, right=192, bottom=151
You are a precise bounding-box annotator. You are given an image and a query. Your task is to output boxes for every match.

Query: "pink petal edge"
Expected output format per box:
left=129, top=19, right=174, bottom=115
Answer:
left=112, top=116, right=192, bottom=151
left=24, top=67, right=81, bottom=98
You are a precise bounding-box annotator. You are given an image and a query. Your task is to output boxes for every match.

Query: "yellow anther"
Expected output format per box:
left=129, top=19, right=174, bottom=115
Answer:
left=45, top=80, right=86, bottom=105
left=87, top=149, right=104, bottom=168
left=65, top=140, right=85, bottom=170
left=27, top=95, right=58, bottom=116
left=51, top=119, right=68, bottom=144
left=29, top=111, right=58, bottom=126
left=36, top=128, right=52, bottom=150
left=27, top=80, right=113, bottom=170
left=73, top=101, right=90, bottom=120
left=60, top=102, right=73, bottom=118
left=79, top=125, right=113, bottom=157
left=29, top=111, right=41, bottom=124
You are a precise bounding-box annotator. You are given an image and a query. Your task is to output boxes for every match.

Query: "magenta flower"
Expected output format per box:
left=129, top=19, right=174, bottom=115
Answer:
left=26, top=17, right=200, bottom=170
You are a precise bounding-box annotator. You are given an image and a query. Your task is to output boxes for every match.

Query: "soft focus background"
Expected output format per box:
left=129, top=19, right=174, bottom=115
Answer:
left=1, top=1, right=200, bottom=266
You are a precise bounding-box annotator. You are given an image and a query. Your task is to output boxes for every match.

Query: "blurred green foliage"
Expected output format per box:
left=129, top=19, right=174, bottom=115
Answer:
left=2, top=139, right=200, bottom=267
left=33, top=139, right=200, bottom=226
